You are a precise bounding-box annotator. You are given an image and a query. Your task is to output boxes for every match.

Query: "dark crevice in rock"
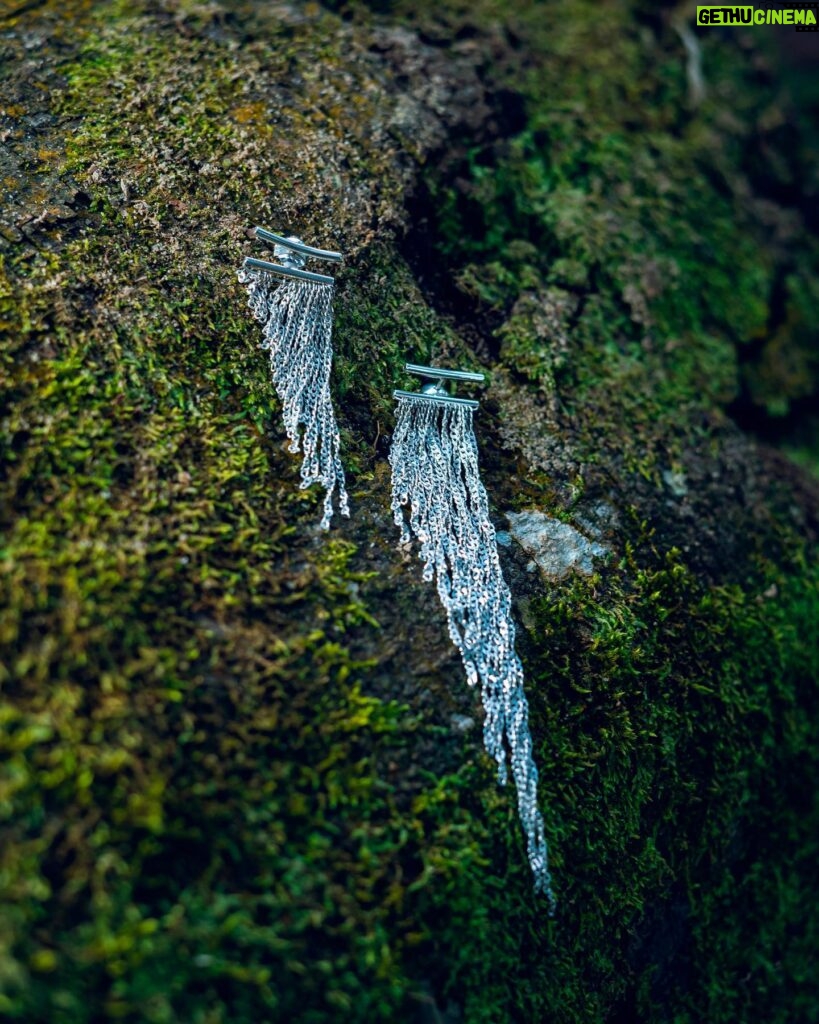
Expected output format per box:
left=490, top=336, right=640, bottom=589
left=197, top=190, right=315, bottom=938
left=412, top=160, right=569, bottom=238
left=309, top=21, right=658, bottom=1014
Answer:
left=401, top=169, right=524, bottom=367
left=730, top=378, right=819, bottom=445
left=726, top=262, right=819, bottom=452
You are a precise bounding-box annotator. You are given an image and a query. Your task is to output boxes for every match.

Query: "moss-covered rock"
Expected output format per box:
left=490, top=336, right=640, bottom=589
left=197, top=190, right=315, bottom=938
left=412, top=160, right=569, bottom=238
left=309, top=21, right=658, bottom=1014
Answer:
left=1, top=2, right=817, bottom=1022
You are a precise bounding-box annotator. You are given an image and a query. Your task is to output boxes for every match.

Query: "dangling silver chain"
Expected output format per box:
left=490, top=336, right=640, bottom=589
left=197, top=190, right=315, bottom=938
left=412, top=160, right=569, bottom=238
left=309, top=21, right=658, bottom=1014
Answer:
left=237, top=267, right=349, bottom=529
left=390, top=395, right=555, bottom=908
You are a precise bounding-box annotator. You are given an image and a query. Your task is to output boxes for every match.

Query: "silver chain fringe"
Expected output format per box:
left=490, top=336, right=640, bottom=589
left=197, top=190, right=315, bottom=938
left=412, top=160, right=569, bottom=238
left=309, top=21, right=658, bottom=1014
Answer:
left=389, top=395, right=555, bottom=908
left=237, top=267, right=349, bottom=530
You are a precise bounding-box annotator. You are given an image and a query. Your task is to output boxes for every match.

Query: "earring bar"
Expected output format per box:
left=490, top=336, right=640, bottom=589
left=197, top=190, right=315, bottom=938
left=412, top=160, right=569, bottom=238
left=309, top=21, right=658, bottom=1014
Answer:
left=254, top=227, right=343, bottom=263
left=393, top=389, right=479, bottom=410
left=405, top=363, right=485, bottom=383
left=242, top=256, right=335, bottom=285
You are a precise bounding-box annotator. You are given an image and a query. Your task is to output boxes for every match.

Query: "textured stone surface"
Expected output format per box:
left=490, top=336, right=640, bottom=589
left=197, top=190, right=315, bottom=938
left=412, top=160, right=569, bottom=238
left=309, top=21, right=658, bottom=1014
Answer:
left=506, top=510, right=610, bottom=579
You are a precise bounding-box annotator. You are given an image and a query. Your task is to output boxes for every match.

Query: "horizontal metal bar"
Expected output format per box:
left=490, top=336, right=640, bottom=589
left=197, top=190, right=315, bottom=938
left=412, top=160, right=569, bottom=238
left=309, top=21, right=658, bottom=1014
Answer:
left=242, top=257, right=334, bottom=285
left=393, top=389, right=479, bottom=410
left=254, top=227, right=342, bottom=263
left=405, top=363, right=485, bottom=384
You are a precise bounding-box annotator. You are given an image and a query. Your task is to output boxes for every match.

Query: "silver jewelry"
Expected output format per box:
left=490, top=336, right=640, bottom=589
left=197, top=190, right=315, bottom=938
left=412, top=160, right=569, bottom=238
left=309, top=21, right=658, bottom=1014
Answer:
left=237, top=228, right=349, bottom=530
left=389, top=364, right=555, bottom=909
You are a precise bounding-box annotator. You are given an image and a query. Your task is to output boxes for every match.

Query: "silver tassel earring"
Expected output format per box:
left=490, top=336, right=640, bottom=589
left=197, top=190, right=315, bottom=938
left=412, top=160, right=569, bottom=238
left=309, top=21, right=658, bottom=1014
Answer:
left=390, top=363, right=555, bottom=909
left=237, top=227, right=350, bottom=530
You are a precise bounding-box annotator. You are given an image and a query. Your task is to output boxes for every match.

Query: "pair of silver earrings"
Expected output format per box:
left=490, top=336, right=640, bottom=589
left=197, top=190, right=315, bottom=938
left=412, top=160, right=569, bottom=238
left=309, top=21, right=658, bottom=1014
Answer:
left=238, top=228, right=555, bottom=911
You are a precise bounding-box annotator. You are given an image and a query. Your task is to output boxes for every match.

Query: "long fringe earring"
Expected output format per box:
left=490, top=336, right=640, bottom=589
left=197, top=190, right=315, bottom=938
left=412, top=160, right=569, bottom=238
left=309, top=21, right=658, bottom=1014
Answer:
left=389, top=363, right=555, bottom=909
left=237, top=227, right=350, bottom=530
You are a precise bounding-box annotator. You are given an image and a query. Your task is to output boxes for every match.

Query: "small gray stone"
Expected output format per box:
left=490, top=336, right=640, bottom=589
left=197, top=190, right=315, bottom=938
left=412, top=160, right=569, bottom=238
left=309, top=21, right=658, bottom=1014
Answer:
left=662, top=468, right=688, bottom=497
left=450, top=714, right=476, bottom=734
left=506, top=510, right=610, bottom=579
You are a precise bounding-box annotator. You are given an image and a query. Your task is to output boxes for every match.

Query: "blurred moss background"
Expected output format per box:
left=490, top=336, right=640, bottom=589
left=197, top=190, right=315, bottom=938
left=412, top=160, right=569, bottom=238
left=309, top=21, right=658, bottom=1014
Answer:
left=1, top=1, right=818, bottom=1022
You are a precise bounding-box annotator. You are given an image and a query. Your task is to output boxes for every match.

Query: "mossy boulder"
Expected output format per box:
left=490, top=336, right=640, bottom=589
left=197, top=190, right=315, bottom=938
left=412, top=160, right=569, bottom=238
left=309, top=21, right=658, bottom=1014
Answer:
left=1, top=2, right=818, bottom=1022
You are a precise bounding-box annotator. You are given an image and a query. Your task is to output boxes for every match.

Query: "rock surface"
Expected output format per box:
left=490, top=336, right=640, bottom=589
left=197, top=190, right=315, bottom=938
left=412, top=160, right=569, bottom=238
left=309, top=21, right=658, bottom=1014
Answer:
left=506, top=510, right=610, bottom=579
left=1, top=2, right=818, bottom=1023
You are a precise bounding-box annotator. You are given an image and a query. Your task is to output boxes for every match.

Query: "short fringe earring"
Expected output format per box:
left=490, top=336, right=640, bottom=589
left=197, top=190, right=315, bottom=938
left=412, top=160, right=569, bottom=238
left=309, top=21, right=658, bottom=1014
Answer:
left=389, top=363, right=555, bottom=910
left=237, top=227, right=349, bottom=530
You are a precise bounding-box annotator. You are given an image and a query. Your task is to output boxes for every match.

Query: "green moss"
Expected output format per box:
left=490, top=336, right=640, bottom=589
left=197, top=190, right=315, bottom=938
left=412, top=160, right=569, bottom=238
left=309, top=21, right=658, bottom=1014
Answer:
left=1, top=1, right=817, bottom=1022
left=416, top=0, right=819, bottom=474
